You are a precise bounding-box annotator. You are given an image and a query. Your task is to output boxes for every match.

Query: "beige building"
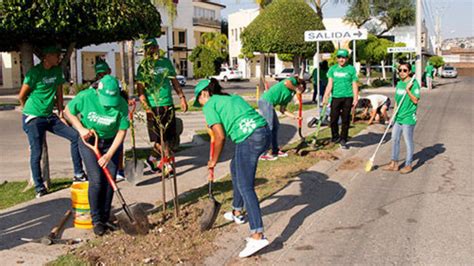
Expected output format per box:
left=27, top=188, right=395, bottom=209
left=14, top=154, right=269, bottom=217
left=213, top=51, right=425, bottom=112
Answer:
left=0, top=52, right=22, bottom=92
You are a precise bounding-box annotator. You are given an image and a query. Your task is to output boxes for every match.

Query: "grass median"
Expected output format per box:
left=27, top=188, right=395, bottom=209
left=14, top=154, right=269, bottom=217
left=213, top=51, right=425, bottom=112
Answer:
left=51, top=122, right=368, bottom=265
left=0, top=178, right=74, bottom=210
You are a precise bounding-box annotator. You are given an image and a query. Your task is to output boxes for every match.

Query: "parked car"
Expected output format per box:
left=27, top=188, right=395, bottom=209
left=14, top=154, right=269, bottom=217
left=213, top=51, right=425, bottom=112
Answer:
left=212, top=67, right=243, bottom=82
left=176, top=75, right=186, bottom=86
left=440, top=66, right=458, bottom=78
left=275, top=68, right=310, bottom=81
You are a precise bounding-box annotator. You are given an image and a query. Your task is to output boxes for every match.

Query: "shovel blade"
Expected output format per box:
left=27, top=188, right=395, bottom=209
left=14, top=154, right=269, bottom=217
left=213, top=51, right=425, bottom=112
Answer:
left=124, top=159, right=144, bottom=185
left=115, top=203, right=150, bottom=235
left=199, top=199, right=221, bottom=232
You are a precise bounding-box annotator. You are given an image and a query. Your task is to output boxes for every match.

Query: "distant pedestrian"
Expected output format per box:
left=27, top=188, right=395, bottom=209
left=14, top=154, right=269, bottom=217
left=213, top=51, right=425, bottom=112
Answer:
left=65, top=75, right=130, bottom=236
left=425, top=62, right=434, bottom=90
left=194, top=78, right=271, bottom=258
left=322, top=49, right=359, bottom=150
left=382, top=62, right=421, bottom=174
left=258, top=76, right=305, bottom=161
left=310, top=61, right=328, bottom=104
left=18, top=45, right=86, bottom=198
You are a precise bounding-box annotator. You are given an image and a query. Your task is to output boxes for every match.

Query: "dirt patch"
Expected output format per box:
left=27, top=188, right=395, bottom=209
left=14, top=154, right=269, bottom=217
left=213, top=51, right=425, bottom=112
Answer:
left=307, top=150, right=340, bottom=161
left=337, top=157, right=364, bottom=171
left=72, top=203, right=219, bottom=265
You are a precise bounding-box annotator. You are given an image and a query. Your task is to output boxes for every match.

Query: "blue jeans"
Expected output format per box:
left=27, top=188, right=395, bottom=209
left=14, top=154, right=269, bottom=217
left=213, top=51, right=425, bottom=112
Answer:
left=258, top=98, right=279, bottom=155
left=78, top=137, right=121, bottom=225
left=22, top=114, right=84, bottom=192
left=230, top=126, right=271, bottom=234
left=391, top=122, right=415, bottom=166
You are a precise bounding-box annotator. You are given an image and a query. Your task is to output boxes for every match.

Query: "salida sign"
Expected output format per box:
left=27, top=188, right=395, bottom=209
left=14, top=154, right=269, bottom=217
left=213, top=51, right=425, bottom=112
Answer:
left=304, top=29, right=368, bottom=42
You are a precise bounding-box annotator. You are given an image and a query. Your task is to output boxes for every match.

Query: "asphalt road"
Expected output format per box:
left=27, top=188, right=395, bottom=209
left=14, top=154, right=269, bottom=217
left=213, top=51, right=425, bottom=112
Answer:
left=206, top=77, right=473, bottom=265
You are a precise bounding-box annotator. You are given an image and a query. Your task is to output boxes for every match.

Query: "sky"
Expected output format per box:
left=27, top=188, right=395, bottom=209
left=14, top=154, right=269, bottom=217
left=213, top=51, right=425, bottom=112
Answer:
left=219, top=0, right=473, bottom=40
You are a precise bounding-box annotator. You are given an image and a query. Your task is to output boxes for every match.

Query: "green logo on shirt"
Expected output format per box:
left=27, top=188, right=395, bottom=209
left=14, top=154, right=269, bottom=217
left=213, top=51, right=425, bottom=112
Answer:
left=239, top=118, right=257, bottom=134
left=42, top=76, right=57, bottom=85
left=87, top=112, right=115, bottom=126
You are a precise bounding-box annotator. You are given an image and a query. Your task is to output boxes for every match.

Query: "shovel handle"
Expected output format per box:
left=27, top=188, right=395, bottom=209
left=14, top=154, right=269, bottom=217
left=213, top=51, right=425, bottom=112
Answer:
left=48, top=210, right=72, bottom=239
left=297, top=92, right=303, bottom=128
left=207, top=127, right=215, bottom=181
left=81, top=130, right=118, bottom=191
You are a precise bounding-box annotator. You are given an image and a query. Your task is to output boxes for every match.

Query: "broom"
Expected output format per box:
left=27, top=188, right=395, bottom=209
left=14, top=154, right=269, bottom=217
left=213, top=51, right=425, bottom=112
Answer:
left=364, top=76, right=415, bottom=172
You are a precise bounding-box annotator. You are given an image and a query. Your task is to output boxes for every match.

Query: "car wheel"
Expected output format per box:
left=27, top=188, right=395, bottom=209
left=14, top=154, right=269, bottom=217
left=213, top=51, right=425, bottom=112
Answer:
left=224, top=76, right=228, bottom=82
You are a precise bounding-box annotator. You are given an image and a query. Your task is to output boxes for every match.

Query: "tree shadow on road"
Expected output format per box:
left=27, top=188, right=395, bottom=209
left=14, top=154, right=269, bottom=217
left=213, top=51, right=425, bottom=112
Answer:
left=349, top=130, right=391, bottom=148
left=0, top=198, right=72, bottom=250
left=258, top=171, right=346, bottom=255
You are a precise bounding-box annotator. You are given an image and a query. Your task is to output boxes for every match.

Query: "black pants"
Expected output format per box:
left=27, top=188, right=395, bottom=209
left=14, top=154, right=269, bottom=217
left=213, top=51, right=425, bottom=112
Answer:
left=330, top=97, right=353, bottom=142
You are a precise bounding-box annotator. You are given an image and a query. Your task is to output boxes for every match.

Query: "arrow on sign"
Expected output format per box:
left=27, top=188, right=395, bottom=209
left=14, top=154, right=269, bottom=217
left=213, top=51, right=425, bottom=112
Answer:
left=353, top=31, right=363, bottom=38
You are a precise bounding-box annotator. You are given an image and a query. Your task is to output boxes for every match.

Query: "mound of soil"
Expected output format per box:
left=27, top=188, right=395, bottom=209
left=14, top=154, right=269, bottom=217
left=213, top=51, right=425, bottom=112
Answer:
left=73, top=203, right=219, bottom=265
left=308, top=150, right=340, bottom=161
left=337, top=157, right=364, bottom=171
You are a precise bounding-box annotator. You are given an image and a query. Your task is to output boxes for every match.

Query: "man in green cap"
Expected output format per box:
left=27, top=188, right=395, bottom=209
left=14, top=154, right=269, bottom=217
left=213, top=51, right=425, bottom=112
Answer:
left=322, top=49, right=359, bottom=149
left=136, top=38, right=188, bottom=173
left=18, top=45, right=86, bottom=198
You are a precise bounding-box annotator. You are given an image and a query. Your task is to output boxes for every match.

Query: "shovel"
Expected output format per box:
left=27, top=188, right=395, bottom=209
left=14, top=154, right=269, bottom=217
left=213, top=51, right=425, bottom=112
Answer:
left=294, top=92, right=308, bottom=154
left=82, top=130, right=150, bottom=235
left=124, top=101, right=144, bottom=185
left=20, top=209, right=81, bottom=245
left=199, top=128, right=222, bottom=232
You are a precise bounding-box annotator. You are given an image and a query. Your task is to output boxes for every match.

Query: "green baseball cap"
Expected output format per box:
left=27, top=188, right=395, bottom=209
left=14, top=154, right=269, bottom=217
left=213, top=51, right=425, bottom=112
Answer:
left=42, top=45, right=61, bottom=55
left=97, top=75, right=121, bottom=107
left=95, top=60, right=110, bottom=75
left=193, top=79, right=211, bottom=107
left=144, top=38, right=158, bottom=47
left=336, top=49, right=349, bottom=58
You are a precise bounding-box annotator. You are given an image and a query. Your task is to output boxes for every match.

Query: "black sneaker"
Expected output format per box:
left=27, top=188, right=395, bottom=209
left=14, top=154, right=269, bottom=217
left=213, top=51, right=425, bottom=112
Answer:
left=35, top=188, right=48, bottom=199
left=104, top=222, right=119, bottom=232
left=73, top=173, right=88, bottom=182
left=93, top=222, right=106, bottom=236
left=331, top=137, right=341, bottom=143
left=339, top=139, right=349, bottom=150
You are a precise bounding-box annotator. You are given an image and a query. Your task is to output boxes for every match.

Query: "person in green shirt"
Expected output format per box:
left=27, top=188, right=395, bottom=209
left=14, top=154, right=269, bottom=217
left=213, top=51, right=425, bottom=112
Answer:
left=18, top=45, right=86, bottom=197
left=258, top=77, right=305, bottom=160
left=382, top=62, right=420, bottom=174
left=136, top=38, right=188, bottom=174
left=322, top=49, right=359, bottom=149
left=310, top=60, right=328, bottom=104
left=65, top=75, right=130, bottom=236
left=194, top=78, right=271, bottom=258
left=425, top=62, right=435, bottom=90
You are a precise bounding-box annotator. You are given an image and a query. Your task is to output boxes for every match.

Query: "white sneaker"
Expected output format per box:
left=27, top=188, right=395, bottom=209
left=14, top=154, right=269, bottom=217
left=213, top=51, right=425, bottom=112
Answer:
left=239, top=237, right=270, bottom=258
left=223, top=211, right=245, bottom=224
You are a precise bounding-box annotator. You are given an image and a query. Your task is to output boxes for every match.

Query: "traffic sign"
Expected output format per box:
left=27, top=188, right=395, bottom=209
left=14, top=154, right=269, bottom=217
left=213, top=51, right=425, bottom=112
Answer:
left=304, top=29, right=368, bottom=42
left=387, top=47, right=416, bottom=53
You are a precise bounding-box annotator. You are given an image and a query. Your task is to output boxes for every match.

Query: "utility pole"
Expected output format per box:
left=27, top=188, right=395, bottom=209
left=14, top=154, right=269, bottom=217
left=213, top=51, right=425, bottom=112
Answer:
left=435, top=13, right=442, bottom=56
left=415, top=0, right=422, bottom=86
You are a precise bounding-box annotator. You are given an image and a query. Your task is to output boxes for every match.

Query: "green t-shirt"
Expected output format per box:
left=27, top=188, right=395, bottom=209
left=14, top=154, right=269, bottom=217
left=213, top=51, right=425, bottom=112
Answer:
left=67, top=89, right=130, bottom=139
left=203, top=94, right=267, bottom=144
left=262, top=77, right=297, bottom=106
left=327, top=64, right=358, bottom=98
left=22, top=64, right=66, bottom=117
left=425, top=64, right=434, bottom=78
left=136, top=57, right=176, bottom=107
left=395, top=79, right=421, bottom=125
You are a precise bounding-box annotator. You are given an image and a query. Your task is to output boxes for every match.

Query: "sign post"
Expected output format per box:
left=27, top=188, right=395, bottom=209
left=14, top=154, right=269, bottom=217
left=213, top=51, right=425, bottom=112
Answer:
left=387, top=47, right=416, bottom=87
left=305, top=29, right=368, bottom=111
left=316, top=41, right=320, bottom=109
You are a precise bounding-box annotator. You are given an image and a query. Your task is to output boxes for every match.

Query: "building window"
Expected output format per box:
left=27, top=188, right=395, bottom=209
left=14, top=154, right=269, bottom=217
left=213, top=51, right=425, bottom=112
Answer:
left=235, top=28, right=238, bottom=42
left=178, top=31, right=186, bottom=45
left=194, top=7, right=216, bottom=20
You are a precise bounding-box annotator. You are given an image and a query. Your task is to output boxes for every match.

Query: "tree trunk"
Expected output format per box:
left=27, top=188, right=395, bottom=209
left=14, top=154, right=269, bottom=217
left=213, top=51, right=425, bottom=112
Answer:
left=120, top=41, right=128, bottom=83
left=381, top=60, right=386, bottom=79
left=20, top=43, right=51, bottom=190
left=366, top=62, right=372, bottom=86
left=127, top=41, right=135, bottom=95
left=258, top=53, right=265, bottom=94
left=292, top=56, right=301, bottom=77
left=70, top=49, right=77, bottom=94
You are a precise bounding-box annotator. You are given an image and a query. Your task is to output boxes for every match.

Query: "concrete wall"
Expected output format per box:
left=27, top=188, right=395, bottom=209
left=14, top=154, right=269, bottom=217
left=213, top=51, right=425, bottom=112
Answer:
left=0, top=52, right=22, bottom=91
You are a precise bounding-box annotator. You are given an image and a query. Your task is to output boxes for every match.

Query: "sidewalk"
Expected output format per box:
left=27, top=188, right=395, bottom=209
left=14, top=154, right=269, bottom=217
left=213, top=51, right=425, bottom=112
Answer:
left=0, top=96, right=320, bottom=265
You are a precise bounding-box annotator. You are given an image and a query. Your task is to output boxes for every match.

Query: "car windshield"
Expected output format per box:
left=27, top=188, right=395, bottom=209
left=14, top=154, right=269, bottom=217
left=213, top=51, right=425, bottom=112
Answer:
left=444, top=67, right=454, bottom=70
left=228, top=68, right=236, bottom=71
left=281, top=69, right=293, bottom=73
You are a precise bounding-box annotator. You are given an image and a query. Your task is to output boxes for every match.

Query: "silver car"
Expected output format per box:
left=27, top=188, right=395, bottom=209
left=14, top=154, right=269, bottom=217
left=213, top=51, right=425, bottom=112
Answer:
left=441, top=66, right=458, bottom=78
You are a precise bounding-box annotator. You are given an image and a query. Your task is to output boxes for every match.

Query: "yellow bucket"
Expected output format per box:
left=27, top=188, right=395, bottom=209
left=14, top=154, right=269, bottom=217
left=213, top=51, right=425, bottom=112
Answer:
left=71, top=182, right=93, bottom=229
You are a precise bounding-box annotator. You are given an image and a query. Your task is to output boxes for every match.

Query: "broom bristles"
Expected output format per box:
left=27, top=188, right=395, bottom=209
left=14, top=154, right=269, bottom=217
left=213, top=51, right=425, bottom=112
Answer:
left=364, top=160, right=373, bottom=172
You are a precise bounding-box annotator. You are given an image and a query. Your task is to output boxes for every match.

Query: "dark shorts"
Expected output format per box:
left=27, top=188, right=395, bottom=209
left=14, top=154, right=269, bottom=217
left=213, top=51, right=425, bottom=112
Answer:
left=376, top=98, right=391, bottom=114
left=146, top=106, right=176, bottom=143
